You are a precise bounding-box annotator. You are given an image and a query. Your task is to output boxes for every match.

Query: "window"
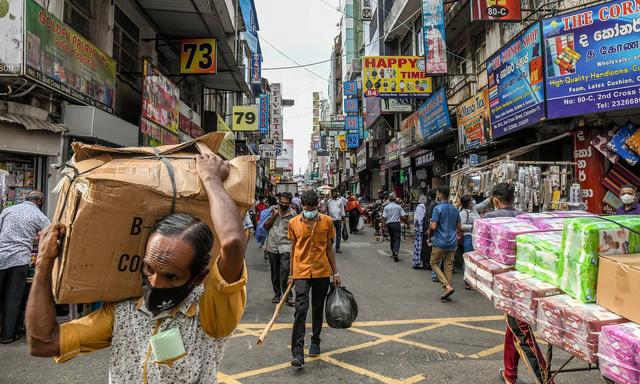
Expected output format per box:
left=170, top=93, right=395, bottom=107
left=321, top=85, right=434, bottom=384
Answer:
left=400, top=31, right=412, bottom=56
left=113, top=6, right=140, bottom=73
left=64, top=0, right=92, bottom=39
left=370, top=9, right=378, bottom=41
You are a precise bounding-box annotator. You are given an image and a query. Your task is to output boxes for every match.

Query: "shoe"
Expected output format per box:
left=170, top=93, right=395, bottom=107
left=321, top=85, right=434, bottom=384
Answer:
left=0, top=333, right=20, bottom=344
left=309, top=343, right=321, bottom=357
left=336, top=249, right=342, bottom=253
left=440, top=287, right=455, bottom=301
left=498, top=369, right=515, bottom=384
left=291, top=356, right=305, bottom=369
left=286, top=297, right=295, bottom=307
left=393, top=252, right=399, bottom=262
left=464, top=282, right=473, bottom=290
left=272, top=296, right=280, bottom=304
left=412, top=264, right=425, bottom=270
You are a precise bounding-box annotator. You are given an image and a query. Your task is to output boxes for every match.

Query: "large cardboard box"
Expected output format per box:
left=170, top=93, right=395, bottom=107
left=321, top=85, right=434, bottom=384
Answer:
left=52, top=133, right=256, bottom=304
left=597, top=254, right=640, bottom=324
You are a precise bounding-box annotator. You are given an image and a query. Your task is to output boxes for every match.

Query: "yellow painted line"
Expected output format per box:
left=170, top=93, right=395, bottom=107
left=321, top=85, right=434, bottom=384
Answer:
left=347, top=323, right=453, bottom=355
left=403, top=374, right=426, bottom=383
left=237, top=315, right=504, bottom=329
left=451, top=322, right=506, bottom=336
left=395, top=337, right=456, bottom=355
left=475, top=344, right=504, bottom=358
left=320, top=355, right=407, bottom=384
left=230, top=362, right=293, bottom=380
left=216, top=372, right=243, bottom=384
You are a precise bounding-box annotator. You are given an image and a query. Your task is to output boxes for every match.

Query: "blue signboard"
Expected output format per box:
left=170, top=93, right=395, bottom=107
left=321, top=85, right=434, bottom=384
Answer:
left=344, top=81, right=358, bottom=96
left=487, top=23, right=545, bottom=139
left=346, top=132, right=360, bottom=149
left=344, top=98, right=359, bottom=113
left=542, top=1, right=640, bottom=118
left=250, top=54, right=262, bottom=84
left=345, top=115, right=359, bottom=132
left=417, top=88, right=451, bottom=140
left=258, top=93, right=269, bottom=135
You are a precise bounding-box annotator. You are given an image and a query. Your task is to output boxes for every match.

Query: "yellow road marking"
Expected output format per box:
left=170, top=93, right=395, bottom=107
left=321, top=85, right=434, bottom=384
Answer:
left=468, top=343, right=505, bottom=359
left=404, top=374, right=426, bottom=383
left=320, top=355, right=408, bottom=384
left=238, top=315, right=503, bottom=329
left=216, top=372, right=243, bottom=384
left=450, top=322, right=506, bottom=336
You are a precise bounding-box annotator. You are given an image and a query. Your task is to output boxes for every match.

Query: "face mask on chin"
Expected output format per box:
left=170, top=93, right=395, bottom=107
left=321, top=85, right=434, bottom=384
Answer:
left=142, top=275, right=194, bottom=314
left=621, top=194, right=636, bottom=205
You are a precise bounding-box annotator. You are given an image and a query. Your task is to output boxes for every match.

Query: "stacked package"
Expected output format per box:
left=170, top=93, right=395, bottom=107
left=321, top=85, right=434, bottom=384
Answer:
left=492, top=271, right=563, bottom=325
left=516, top=231, right=563, bottom=285
left=463, top=252, right=513, bottom=301
left=517, top=211, right=595, bottom=219
left=599, top=323, right=640, bottom=384
left=536, top=295, right=626, bottom=363
left=473, top=218, right=548, bottom=265
left=559, top=215, right=640, bottom=303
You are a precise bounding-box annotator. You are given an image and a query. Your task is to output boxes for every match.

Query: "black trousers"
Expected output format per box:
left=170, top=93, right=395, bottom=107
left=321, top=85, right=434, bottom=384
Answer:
left=348, top=210, right=359, bottom=233
left=0, top=264, right=28, bottom=340
left=386, top=222, right=402, bottom=254
left=291, top=278, right=331, bottom=357
left=267, top=252, right=291, bottom=299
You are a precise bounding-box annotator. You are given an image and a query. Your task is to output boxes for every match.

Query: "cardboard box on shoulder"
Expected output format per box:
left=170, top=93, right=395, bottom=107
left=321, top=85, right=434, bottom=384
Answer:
left=52, top=133, right=256, bottom=304
left=597, top=254, right=640, bottom=324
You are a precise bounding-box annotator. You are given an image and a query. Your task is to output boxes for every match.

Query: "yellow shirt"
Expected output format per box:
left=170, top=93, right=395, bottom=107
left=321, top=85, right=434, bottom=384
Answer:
left=287, top=213, right=335, bottom=279
left=55, top=256, right=247, bottom=383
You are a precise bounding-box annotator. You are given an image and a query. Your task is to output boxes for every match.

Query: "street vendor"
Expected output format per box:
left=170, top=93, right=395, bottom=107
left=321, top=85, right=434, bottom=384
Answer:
left=616, top=184, right=640, bottom=215
left=25, top=153, right=247, bottom=384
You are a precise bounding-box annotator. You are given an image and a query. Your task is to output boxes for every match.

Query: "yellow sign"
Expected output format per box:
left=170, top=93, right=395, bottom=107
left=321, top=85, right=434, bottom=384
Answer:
left=362, top=56, right=432, bottom=97
left=337, top=134, right=347, bottom=152
left=219, top=132, right=236, bottom=160
left=180, top=39, right=217, bottom=74
left=232, top=106, right=259, bottom=131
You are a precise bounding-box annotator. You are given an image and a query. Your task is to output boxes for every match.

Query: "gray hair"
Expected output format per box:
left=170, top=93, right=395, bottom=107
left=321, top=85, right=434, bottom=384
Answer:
left=388, top=192, right=396, bottom=201
left=418, top=195, right=427, bottom=204
left=25, top=191, right=45, bottom=202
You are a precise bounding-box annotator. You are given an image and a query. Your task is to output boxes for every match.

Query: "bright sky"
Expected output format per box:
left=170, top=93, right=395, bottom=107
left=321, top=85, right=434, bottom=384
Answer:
left=255, top=0, right=341, bottom=174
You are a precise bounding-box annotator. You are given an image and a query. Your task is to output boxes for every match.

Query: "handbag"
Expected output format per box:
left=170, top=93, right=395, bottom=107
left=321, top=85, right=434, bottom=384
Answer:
left=342, top=223, right=349, bottom=241
left=357, top=216, right=364, bottom=231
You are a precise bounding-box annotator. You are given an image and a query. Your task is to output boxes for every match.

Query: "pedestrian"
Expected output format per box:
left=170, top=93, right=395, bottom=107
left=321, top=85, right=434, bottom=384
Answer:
left=412, top=195, right=427, bottom=269
left=427, top=186, right=460, bottom=301
left=382, top=192, right=406, bottom=262
left=459, top=195, right=480, bottom=289
left=264, top=192, right=296, bottom=307
left=256, top=196, right=268, bottom=222
left=425, top=189, right=439, bottom=277
left=292, top=192, right=302, bottom=214
left=243, top=210, right=254, bottom=245
left=26, top=154, right=248, bottom=383
left=0, top=191, right=50, bottom=344
left=616, top=184, right=640, bottom=214
left=287, top=190, right=341, bottom=369
left=345, top=195, right=364, bottom=234
left=484, top=183, right=554, bottom=384
left=326, top=189, right=346, bottom=253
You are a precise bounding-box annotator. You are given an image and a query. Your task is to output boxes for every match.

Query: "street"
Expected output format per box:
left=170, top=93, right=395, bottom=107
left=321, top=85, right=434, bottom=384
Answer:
left=0, top=227, right=606, bottom=384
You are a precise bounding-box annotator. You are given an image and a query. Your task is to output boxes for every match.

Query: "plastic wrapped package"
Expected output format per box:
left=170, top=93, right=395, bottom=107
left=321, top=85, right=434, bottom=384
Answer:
left=516, top=231, right=563, bottom=285
left=464, top=252, right=513, bottom=301
left=599, top=323, right=640, bottom=384
left=530, top=217, right=568, bottom=231
left=493, top=272, right=562, bottom=325
left=559, top=260, right=599, bottom=303
left=516, top=237, right=537, bottom=276
left=472, top=217, right=520, bottom=252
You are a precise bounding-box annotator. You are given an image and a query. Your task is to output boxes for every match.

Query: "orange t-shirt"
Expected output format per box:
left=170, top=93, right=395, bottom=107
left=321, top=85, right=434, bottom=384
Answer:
left=288, top=213, right=336, bottom=279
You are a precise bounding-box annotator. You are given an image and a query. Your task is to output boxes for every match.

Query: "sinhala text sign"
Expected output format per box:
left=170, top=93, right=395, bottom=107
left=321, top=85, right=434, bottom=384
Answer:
left=543, top=0, right=640, bottom=118
left=362, top=56, right=433, bottom=97
left=487, top=23, right=545, bottom=138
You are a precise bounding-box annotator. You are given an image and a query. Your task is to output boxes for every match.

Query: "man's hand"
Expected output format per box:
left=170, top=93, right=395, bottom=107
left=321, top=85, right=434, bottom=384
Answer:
left=332, top=274, right=342, bottom=287
left=196, top=153, right=230, bottom=184
left=38, top=224, right=66, bottom=263
left=287, top=277, right=294, bottom=286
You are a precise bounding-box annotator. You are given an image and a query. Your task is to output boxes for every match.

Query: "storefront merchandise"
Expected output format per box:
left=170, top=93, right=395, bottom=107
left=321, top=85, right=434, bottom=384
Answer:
left=0, top=153, right=39, bottom=208
left=516, top=231, right=563, bottom=285
left=463, top=251, right=514, bottom=300
left=598, top=322, right=640, bottom=384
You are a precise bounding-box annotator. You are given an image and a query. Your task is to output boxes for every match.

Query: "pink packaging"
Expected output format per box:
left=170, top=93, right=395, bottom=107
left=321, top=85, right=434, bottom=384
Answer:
left=530, top=217, right=567, bottom=231
left=599, top=359, right=638, bottom=384
left=494, top=272, right=562, bottom=325
left=464, top=252, right=511, bottom=301
left=599, top=323, right=640, bottom=373
left=474, top=257, right=514, bottom=283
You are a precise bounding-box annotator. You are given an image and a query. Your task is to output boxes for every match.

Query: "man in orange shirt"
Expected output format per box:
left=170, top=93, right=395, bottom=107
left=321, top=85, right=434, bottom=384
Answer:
left=287, top=190, right=342, bottom=369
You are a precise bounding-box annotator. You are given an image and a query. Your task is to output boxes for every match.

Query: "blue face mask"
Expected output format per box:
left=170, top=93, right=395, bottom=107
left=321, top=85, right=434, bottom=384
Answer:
left=303, top=210, right=318, bottom=219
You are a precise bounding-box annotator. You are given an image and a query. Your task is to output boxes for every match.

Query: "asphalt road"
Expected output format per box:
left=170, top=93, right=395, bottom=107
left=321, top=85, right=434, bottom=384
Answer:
left=0, top=226, right=609, bottom=383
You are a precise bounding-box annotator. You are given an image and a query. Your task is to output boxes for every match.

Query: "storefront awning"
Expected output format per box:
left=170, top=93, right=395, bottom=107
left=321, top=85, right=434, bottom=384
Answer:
left=383, top=159, right=401, bottom=170
left=0, top=113, right=65, bottom=133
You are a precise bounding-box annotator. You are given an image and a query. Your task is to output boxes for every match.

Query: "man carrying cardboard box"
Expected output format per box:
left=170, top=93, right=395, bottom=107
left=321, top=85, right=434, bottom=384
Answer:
left=25, top=153, right=247, bottom=384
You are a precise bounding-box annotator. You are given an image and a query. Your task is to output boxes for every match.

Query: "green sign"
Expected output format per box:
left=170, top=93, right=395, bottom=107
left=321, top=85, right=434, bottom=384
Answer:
left=24, top=0, right=116, bottom=112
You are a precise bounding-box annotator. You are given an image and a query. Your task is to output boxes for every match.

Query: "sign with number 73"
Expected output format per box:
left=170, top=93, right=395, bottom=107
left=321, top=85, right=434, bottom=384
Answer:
left=180, top=39, right=217, bottom=74
left=232, top=105, right=259, bottom=131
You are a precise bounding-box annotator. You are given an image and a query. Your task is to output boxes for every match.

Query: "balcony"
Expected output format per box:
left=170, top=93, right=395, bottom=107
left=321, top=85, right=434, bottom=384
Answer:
left=446, top=74, right=476, bottom=106
left=384, top=0, right=421, bottom=42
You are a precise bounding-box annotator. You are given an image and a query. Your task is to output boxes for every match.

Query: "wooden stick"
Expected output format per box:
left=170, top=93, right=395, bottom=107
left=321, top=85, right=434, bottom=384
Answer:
left=256, top=281, right=294, bottom=345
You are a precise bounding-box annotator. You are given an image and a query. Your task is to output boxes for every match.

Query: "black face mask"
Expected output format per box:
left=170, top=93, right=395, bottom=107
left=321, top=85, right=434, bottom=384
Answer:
left=279, top=204, right=290, bottom=211
left=142, top=275, right=194, bottom=313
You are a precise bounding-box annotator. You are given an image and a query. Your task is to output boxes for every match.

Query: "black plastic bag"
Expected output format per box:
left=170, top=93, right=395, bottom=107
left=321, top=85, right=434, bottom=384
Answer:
left=325, top=286, right=358, bottom=329
left=342, top=224, right=349, bottom=241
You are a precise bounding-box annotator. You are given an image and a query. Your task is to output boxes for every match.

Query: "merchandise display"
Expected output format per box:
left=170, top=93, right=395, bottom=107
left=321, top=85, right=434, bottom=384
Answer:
left=463, top=251, right=513, bottom=301
left=598, top=322, right=640, bottom=384
left=516, top=231, right=563, bottom=285
left=536, top=295, right=626, bottom=363
left=609, top=122, right=639, bottom=166
left=473, top=217, right=548, bottom=265
left=0, top=158, right=36, bottom=208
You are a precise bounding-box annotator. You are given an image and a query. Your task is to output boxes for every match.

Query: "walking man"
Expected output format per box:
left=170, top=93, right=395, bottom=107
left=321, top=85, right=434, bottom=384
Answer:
left=427, top=186, right=460, bottom=301
left=0, top=191, right=50, bottom=344
left=382, top=192, right=406, bottom=262
left=326, top=189, right=346, bottom=253
left=288, top=190, right=341, bottom=369
left=264, top=192, right=296, bottom=306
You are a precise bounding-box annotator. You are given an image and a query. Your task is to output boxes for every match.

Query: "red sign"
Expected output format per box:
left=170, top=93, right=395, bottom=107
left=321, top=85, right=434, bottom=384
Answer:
left=470, top=0, right=521, bottom=21
left=573, top=128, right=605, bottom=214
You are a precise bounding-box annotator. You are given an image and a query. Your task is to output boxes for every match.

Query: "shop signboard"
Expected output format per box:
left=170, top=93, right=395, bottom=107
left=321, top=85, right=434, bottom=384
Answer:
left=470, top=0, right=522, bottom=21
left=320, top=120, right=344, bottom=131
left=271, top=83, right=283, bottom=154
left=364, top=97, right=381, bottom=128
left=456, top=88, right=492, bottom=151
left=344, top=81, right=358, bottom=96
left=346, top=132, right=360, bottom=149
left=362, top=0, right=373, bottom=21
left=381, top=98, right=413, bottom=113
left=0, top=0, right=23, bottom=75
left=487, top=23, right=545, bottom=138
left=402, top=110, right=423, bottom=142
left=258, top=93, right=270, bottom=135
left=179, top=100, right=203, bottom=139
left=385, top=139, right=400, bottom=161
left=574, top=127, right=605, bottom=213
left=24, top=0, right=116, bottom=113
left=141, top=59, right=180, bottom=133
left=362, top=56, right=433, bottom=97
left=400, top=156, right=411, bottom=168
left=345, top=115, right=359, bottom=131
left=180, top=38, right=217, bottom=74
left=542, top=2, right=640, bottom=119
left=415, top=151, right=435, bottom=167
left=338, top=134, right=347, bottom=152
left=422, top=0, right=447, bottom=74
left=232, top=105, right=258, bottom=131
left=276, top=139, right=294, bottom=171
left=417, top=88, right=451, bottom=141
left=344, top=98, right=359, bottom=113
left=356, top=144, right=367, bottom=172
left=250, top=53, right=261, bottom=84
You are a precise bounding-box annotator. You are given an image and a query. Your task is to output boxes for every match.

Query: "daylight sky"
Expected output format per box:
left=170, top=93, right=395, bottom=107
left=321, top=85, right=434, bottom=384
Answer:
left=255, top=0, right=341, bottom=174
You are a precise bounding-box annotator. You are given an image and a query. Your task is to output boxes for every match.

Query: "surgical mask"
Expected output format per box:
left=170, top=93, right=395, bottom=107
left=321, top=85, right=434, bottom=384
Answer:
left=279, top=204, right=290, bottom=211
left=142, top=275, right=194, bottom=313
left=303, top=210, right=318, bottom=219
left=621, top=194, right=636, bottom=205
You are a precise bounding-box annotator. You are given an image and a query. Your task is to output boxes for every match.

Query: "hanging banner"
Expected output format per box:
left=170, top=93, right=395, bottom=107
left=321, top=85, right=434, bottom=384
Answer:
left=258, top=93, right=270, bottom=135
left=346, top=133, right=360, bottom=149
left=24, top=0, right=116, bottom=113
left=250, top=53, right=262, bottom=84
left=364, top=97, right=381, bottom=128
left=345, top=115, right=359, bottom=132
left=574, top=127, right=605, bottom=213
left=542, top=1, right=640, bottom=119
left=344, top=98, right=359, bottom=113
left=381, top=98, right=413, bottom=113
left=417, top=88, right=451, bottom=141
left=456, top=88, right=492, bottom=151
left=338, top=134, right=347, bottom=152
left=487, top=23, right=545, bottom=139
left=471, top=0, right=522, bottom=21
left=362, top=56, right=433, bottom=97
left=422, top=0, right=447, bottom=74
left=141, top=59, right=180, bottom=133
left=271, top=83, right=283, bottom=154
left=276, top=139, right=294, bottom=171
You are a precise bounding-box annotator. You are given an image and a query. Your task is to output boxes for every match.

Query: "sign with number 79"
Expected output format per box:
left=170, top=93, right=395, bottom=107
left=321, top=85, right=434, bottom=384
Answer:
left=232, top=106, right=259, bottom=131
left=180, top=39, right=217, bottom=74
